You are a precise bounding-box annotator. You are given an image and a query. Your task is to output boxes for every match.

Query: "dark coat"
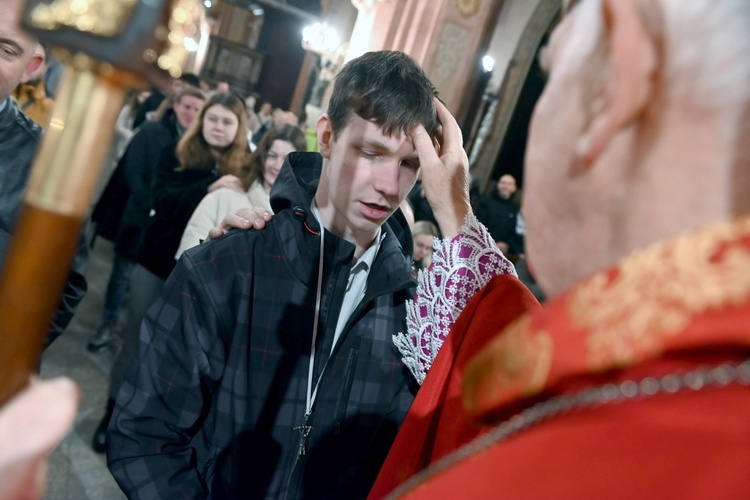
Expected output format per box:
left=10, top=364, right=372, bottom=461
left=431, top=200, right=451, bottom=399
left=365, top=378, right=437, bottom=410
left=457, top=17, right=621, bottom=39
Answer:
left=0, top=100, right=88, bottom=346
left=92, top=109, right=181, bottom=259
left=136, top=144, right=220, bottom=279
left=108, top=152, right=418, bottom=499
left=131, top=89, right=165, bottom=130
left=475, top=190, right=525, bottom=255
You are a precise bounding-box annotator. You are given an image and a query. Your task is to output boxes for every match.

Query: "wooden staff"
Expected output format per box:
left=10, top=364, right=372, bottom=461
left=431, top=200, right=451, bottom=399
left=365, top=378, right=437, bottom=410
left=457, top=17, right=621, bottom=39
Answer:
left=0, top=0, right=205, bottom=405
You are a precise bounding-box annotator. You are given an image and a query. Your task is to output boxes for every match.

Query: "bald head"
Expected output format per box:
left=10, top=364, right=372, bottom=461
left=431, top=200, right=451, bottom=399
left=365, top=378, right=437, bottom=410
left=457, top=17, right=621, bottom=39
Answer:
left=523, top=0, right=750, bottom=297
left=496, top=175, right=517, bottom=200
left=0, top=0, right=42, bottom=103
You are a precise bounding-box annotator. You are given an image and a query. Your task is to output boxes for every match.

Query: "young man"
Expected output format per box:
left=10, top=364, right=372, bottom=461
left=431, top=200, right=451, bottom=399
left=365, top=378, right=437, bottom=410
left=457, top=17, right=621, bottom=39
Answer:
left=107, top=50, right=497, bottom=498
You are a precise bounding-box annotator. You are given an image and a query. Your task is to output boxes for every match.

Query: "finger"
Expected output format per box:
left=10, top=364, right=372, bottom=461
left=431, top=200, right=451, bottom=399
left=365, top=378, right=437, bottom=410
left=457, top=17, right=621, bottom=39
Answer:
left=434, top=99, right=463, bottom=149
left=411, top=124, right=439, bottom=166
left=218, top=213, right=252, bottom=232
left=236, top=207, right=271, bottom=222
left=0, top=378, right=79, bottom=500
left=207, top=227, right=227, bottom=241
left=0, top=377, right=79, bottom=460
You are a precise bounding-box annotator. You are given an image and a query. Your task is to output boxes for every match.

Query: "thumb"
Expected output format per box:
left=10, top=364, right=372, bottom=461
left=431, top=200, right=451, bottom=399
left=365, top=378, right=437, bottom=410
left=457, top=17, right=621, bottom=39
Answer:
left=207, top=227, right=226, bottom=241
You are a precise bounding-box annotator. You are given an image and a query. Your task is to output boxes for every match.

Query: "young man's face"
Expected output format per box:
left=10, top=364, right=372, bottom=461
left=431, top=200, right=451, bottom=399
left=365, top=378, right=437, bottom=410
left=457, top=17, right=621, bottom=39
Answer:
left=0, top=0, right=42, bottom=103
left=316, top=114, right=421, bottom=245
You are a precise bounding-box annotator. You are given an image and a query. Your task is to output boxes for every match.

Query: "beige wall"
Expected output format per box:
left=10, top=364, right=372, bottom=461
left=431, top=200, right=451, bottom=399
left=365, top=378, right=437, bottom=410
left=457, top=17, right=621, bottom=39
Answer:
left=345, top=0, right=498, bottom=114
left=485, top=0, right=545, bottom=93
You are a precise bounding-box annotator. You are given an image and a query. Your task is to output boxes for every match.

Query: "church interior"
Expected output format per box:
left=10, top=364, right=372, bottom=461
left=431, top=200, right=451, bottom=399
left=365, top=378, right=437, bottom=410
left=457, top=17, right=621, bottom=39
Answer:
left=12, top=0, right=562, bottom=497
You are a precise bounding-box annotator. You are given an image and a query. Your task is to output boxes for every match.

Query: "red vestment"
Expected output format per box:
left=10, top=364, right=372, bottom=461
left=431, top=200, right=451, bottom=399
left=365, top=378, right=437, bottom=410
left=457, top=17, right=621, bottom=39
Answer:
left=384, top=216, right=750, bottom=499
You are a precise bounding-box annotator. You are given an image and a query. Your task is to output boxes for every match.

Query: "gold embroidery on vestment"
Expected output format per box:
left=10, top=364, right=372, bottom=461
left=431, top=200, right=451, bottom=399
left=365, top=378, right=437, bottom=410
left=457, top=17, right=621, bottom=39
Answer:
left=569, top=217, right=750, bottom=369
left=464, top=315, right=553, bottom=412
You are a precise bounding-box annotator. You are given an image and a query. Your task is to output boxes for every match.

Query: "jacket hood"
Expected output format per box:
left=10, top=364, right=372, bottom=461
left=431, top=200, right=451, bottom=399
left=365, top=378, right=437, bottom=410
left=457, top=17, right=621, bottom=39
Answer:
left=269, top=151, right=414, bottom=261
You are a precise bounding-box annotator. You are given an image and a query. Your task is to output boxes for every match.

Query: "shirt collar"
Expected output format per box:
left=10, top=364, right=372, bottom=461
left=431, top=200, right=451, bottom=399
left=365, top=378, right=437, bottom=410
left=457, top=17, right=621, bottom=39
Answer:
left=352, top=228, right=384, bottom=273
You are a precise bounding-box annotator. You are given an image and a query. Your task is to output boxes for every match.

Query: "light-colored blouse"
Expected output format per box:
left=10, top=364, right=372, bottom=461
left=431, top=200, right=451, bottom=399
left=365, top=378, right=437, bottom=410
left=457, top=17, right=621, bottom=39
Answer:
left=176, top=181, right=271, bottom=258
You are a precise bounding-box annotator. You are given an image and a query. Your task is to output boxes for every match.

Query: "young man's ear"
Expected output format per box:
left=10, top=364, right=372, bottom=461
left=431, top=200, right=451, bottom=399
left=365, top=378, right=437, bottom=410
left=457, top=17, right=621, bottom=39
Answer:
left=20, top=44, right=45, bottom=85
left=316, top=114, right=334, bottom=159
left=578, top=0, right=659, bottom=165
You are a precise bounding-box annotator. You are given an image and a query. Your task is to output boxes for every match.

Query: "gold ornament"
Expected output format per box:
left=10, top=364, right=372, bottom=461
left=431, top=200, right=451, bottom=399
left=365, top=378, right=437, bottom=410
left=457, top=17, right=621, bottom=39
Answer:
left=455, top=0, right=481, bottom=18
left=29, top=0, right=139, bottom=37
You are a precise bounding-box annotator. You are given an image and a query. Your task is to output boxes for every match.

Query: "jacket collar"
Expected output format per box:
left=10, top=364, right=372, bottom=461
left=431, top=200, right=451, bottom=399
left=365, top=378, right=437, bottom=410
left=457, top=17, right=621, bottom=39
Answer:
left=270, top=152, right=415, bottom=293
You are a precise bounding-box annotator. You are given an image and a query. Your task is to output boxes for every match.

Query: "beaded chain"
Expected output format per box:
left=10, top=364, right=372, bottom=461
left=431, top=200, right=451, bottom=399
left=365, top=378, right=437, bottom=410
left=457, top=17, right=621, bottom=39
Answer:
left=389, top=360, right=750, bottom=499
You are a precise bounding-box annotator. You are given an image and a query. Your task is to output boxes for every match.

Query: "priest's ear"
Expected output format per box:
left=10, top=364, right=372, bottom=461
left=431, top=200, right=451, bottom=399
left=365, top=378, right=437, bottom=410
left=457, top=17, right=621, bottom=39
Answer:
left=578, top=0, right=659, bottom=165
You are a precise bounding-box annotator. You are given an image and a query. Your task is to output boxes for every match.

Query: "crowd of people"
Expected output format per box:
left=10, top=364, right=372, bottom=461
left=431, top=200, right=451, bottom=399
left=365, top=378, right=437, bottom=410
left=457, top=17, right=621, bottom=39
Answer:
left=1, top=0, right=749, bottom=497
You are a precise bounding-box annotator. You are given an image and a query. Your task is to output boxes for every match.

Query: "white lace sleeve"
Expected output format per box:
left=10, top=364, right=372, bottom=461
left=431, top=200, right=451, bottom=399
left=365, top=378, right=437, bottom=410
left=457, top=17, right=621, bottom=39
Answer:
left=393, top=214, right=516, bottom=384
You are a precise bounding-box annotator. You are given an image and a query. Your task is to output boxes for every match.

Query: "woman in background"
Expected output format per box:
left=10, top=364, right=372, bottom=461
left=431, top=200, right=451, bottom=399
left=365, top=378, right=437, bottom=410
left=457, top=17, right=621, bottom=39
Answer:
left=411, top=220, right=439, bottom=276
left=177, top=123, right=306, bottom=257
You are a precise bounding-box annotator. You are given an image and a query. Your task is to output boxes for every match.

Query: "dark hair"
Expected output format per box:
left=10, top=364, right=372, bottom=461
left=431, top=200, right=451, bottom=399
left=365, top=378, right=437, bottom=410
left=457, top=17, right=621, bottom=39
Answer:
left=175, top=86, right=206, bottom=103
left=177, top=92, right=249, bottom=176
left=150, top=86, right=206, bottom=122
left=242, top=124, right=307, bottom=190
left=327, top=51, right=439, bottom=139
left=179, top=72, right=201, bottom=88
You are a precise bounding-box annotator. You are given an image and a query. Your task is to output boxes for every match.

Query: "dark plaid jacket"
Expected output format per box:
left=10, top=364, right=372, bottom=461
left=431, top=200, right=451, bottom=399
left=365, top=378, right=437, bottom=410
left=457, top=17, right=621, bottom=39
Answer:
left=108, top=152, right=419, bottom=499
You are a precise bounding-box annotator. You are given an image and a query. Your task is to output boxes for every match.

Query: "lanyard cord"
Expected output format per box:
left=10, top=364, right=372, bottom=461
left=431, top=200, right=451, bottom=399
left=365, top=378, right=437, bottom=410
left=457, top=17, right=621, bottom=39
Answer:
left=305, top=205, right=326, bottom=417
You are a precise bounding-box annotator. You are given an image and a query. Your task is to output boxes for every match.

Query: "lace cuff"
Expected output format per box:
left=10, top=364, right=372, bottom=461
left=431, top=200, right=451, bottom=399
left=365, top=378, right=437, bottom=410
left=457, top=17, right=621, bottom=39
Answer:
left=393, top=214, right=516, bottom=384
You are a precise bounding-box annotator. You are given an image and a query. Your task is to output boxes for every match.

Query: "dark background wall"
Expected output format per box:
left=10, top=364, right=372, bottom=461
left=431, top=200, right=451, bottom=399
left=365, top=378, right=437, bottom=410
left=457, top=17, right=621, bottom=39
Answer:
left=253, top=8, right=309, bottom=109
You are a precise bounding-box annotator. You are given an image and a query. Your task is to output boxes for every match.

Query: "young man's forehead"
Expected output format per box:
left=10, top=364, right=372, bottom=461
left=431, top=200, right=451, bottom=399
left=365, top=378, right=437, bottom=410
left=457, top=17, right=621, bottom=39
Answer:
left=339, top=116, right=418, bottom=156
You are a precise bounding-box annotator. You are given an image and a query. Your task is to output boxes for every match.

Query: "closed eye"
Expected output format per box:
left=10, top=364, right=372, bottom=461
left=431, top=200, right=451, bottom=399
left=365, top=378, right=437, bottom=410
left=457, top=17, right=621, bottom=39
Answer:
left=0, top=40, right=22, bottom=58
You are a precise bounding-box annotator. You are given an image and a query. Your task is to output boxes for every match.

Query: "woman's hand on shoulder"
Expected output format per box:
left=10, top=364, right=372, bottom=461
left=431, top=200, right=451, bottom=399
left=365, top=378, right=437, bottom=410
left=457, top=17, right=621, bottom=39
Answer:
left=206, top=207, right=274, bottom=241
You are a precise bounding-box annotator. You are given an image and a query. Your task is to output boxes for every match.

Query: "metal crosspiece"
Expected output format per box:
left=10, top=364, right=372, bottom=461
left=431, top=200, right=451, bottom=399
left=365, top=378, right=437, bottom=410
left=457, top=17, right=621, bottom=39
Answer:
left=294, top=412, right=313, bottom=457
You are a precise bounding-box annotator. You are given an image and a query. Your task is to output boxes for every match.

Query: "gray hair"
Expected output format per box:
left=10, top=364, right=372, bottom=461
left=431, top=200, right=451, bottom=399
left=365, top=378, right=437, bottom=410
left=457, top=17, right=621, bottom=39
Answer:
left=567, top=0, right=750, bottom=112
left=659, top=0, right=750, bottom=112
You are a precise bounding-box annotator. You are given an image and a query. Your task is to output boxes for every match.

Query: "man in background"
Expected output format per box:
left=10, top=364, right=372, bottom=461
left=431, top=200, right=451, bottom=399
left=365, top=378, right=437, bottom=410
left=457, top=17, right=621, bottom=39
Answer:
left=0, top=1, right=84, bottom=496
left=131, top=72, right=201, bottom=129
left=0, top=0, right=87, bottom=346
left=11, top=43, right=54, bottom=128
left=475, top=173, right=523, bottom=256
